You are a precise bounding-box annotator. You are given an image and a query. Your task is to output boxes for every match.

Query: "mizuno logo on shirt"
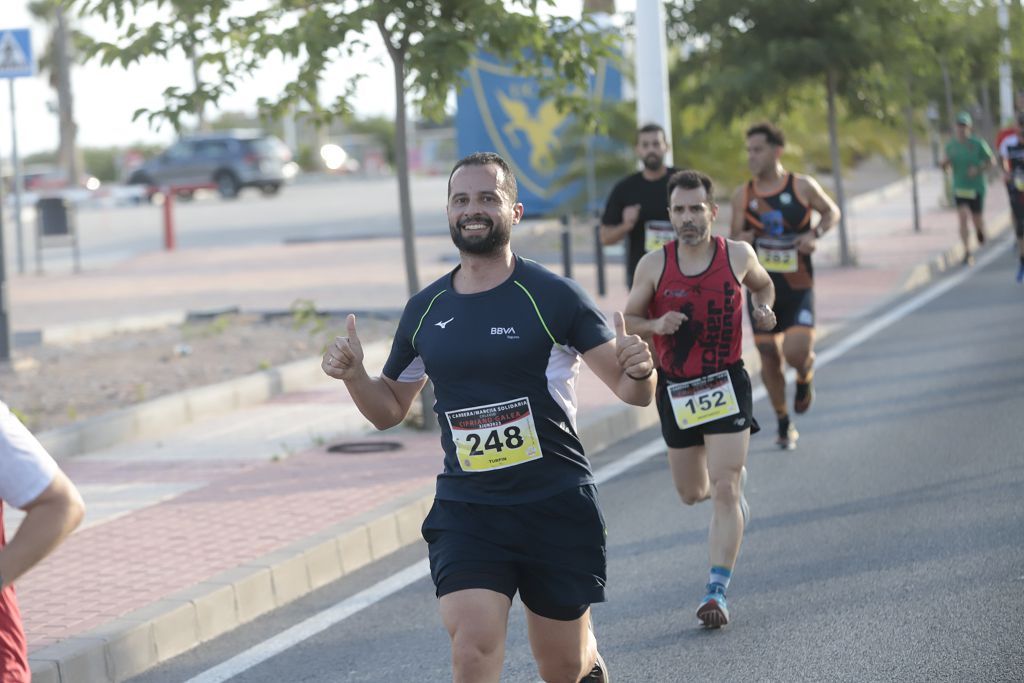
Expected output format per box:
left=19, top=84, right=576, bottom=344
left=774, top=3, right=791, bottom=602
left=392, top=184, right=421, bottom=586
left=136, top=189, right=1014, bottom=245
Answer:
left=435, top=317, right=454, bottom=329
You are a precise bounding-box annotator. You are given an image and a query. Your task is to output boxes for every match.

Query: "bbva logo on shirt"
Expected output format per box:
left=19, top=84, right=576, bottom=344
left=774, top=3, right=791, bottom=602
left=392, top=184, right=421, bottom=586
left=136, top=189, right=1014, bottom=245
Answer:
left=491, top=326, right=519, bottom=339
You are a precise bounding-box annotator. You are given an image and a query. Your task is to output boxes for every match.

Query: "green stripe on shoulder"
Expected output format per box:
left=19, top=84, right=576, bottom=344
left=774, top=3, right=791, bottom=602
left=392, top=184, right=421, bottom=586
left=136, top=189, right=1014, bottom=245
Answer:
left=411, top=289, right=447, bottom=349
left=514, top=280, right=559, bottom=347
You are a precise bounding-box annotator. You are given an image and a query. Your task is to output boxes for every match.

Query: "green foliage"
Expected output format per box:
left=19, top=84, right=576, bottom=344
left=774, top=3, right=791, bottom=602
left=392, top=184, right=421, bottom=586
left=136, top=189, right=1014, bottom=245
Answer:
left=8, top=406, right=33, bottom=429
left=290, top=299, right=327, bottom=337
left=23, top=151, right=58, bottom=167
left=660, top=0, right=1003, bottom=192
left=345, top=116, right=397, bottom=166
left=548, top=99, right=637, bottom=216
left=668, top=77, right=907, bottom=194
left=74, top=0, right=618, bottom=133
left=295, top=145, right=317, bottom=172
left=81, top=147, right=119, bottom=181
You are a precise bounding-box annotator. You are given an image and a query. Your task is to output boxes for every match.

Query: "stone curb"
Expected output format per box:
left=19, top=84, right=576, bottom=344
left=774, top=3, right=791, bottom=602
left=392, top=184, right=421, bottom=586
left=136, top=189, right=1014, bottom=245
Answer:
left=37, top=340, right=392, bottom=463
left=25, top=398, right=664, bottom=683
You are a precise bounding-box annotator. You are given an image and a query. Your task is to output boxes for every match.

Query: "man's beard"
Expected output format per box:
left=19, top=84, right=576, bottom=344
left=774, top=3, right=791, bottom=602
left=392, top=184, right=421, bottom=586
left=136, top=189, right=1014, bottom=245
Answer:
left=676, top=222, right=709, bottom=246
left=642, top=153, right=664, bottom=171
left=449, top=215, right=512, bottom=255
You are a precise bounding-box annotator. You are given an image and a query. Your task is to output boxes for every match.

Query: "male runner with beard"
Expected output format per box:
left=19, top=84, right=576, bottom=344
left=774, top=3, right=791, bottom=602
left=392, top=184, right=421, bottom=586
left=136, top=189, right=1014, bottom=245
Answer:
left=601, top=123, right=678, bottom=288
left=625, top=169, right=777, bottom=628
left=730, top=122, right=840, bottom=450
left=324, top=152, right=656, bottom=682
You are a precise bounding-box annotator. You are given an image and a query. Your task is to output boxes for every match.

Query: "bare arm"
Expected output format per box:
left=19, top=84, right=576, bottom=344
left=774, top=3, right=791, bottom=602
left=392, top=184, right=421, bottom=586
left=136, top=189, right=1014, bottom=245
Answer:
left=341, top=370, right=427, bottom=431
left=799, top=175, right=840, bottom=238
left=729, top=240, right=777, bottom=331
left=730, top=185, right=753, bottom=242
left=322, top=314, right=427, bottom=430
left=622, top=250, right=679, bottom=337
left=582, top=312, right=655, bottom=407
left=0, top=469, right=84, bottom=588
left=600, top=204, right=640, bottom=246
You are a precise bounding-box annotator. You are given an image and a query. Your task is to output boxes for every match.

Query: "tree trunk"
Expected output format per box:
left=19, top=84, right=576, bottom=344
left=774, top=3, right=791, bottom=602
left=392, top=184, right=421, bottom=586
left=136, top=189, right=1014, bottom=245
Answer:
left=980, top=82, right=994, bottom=145
left=54, top=5, right=78, bottom=186
left=188, top=43, right=208, bottom=131
left=390, top=53, right=420, bottom=297
left=940, top=58, right=955, bottom=133
left=906, top=102, right=921, bottom=234
left=825, top=69, right=852, bottom=266
left=387, top=34, right=434, bottom=430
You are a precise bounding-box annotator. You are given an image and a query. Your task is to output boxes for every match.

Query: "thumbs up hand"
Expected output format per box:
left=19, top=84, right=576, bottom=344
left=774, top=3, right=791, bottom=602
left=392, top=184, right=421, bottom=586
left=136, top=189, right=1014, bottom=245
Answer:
left=322, top=314, right=367, bottom=381
left=614, top=311, right=653, bottom=380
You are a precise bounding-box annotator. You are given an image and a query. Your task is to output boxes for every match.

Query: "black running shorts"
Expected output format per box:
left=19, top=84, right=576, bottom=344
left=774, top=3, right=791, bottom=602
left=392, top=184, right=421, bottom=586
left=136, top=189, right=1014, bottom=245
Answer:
left=1008, top=188, right=1024, bottom=239
left=421, top=485, right=607, bottom=621
left=655, top=361, right=760, bottom=450
left=749, top=285, right=815, bottom=333
left=954, top=193, right=985, bottom=214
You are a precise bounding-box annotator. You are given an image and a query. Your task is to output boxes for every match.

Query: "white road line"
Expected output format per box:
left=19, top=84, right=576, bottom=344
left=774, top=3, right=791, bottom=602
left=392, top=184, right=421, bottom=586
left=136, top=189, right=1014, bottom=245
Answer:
left=185, top=242, right=1007, bottom=682
left=185, top=560, right=430, bottom=683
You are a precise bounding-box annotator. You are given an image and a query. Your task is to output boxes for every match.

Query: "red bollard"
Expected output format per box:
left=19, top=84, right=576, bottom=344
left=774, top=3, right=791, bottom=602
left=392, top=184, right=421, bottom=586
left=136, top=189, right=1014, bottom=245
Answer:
left=162, top=186, right=175, bottom=251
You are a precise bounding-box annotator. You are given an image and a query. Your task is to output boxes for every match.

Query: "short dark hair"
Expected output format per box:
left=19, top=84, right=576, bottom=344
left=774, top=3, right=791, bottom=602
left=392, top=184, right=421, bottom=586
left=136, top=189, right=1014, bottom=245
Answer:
left=667, top=169, right=715, bottom=205
left=448, top=152, right=518, bottom=202
left=746, top=122, right=785, bottom=147
left=636, top=123, right=667, bottom=144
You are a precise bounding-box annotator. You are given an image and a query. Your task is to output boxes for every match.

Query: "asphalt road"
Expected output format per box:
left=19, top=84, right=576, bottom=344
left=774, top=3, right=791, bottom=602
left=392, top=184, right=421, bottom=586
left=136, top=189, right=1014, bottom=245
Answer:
left=130, top=245, right=1024, bottom=683
left=2, top=175, right=453, bottom=270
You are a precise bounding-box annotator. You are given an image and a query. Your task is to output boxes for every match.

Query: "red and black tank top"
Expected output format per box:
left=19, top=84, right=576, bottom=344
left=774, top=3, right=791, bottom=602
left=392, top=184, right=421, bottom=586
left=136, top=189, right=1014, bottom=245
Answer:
left=742, top=173, right=814, bottom=289
left=648, top=236, right=744, bottom=380
left=0, top=505, right=31, bottom=683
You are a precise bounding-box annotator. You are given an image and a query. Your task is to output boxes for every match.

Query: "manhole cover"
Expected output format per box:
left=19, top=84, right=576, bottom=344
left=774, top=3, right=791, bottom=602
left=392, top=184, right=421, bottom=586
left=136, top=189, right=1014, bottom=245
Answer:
left=327, top=441, right=404, bottom=454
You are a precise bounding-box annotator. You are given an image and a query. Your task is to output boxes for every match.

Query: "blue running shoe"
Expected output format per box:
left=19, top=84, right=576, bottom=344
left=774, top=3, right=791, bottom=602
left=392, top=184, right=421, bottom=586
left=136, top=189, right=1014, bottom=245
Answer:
left=1016, top=263, right=1024, bottom=284
left=697, top=584, right=730, bottom=629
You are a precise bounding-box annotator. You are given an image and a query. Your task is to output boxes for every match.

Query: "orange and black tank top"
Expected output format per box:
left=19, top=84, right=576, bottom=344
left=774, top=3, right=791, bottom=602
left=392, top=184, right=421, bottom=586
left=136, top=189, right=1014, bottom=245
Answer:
left=742, top=173, right=814, bottom=289
left=648, top=236, right=744, bottom=380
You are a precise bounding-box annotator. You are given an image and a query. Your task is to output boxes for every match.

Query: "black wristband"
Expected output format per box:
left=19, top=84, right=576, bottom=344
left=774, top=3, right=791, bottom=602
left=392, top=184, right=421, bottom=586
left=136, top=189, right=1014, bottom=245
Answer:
left=626, top=367, right=654, bottom=381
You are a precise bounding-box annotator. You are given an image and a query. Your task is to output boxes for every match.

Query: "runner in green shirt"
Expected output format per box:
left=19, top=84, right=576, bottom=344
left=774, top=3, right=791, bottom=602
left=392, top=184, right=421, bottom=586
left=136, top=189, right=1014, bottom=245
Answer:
left=942, top=111, right=995, bottom=265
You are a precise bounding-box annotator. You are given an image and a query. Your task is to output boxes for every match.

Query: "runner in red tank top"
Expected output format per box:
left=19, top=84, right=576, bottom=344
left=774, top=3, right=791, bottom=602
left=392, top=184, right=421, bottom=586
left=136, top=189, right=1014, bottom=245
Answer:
left=625, top=170, right=777, bottom=629
left=647, top=237, right=744, bottom=380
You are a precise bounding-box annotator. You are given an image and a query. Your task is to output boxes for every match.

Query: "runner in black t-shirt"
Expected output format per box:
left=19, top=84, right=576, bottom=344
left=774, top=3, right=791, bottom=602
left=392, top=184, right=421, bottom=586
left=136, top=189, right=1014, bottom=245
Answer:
left=601, top=123, right=677, bottom=288
left=323, top=152, right=655, bottom=683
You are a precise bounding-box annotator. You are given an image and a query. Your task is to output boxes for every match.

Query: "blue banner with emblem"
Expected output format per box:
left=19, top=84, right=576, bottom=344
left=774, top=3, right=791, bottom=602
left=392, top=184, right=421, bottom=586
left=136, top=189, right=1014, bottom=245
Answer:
left=456, top=51, right=622, bottom=217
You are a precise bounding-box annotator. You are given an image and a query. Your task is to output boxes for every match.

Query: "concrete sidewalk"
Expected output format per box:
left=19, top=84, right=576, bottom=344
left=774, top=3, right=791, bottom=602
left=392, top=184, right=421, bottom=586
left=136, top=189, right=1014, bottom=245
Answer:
left=10, top=169, right=1017, bottom=682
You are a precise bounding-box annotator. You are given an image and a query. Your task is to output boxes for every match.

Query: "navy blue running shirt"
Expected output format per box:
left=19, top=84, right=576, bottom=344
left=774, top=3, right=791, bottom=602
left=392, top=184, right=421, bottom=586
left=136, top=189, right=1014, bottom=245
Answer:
left=382, top=256, right=614, bottom=505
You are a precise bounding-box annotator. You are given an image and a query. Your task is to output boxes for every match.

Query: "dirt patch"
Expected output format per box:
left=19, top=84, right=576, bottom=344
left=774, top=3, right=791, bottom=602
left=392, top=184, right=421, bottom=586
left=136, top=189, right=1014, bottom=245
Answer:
left=0, top=309, right=396, bottom=434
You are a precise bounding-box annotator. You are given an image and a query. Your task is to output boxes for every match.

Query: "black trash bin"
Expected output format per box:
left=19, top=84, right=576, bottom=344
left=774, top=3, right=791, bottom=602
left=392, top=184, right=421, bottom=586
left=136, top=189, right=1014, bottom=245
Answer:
left=35, top=196, right=80, bottom=272
left=37, top=197, right=71, bottom=237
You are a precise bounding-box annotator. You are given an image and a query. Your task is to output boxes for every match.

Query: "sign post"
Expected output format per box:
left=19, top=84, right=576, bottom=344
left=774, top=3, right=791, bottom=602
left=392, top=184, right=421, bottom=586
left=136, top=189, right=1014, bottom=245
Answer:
left=0, top=27, right=34, bottom=361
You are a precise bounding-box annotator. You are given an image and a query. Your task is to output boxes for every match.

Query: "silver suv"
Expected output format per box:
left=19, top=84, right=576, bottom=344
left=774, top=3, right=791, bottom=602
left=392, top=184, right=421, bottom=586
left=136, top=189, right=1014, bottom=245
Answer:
left=128, top=131, right=294, bottom=199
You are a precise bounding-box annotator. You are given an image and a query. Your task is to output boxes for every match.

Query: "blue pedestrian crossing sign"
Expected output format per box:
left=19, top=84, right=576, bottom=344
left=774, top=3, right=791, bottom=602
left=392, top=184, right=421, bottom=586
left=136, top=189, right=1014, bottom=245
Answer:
left=0, top=29, right=34, bottom=79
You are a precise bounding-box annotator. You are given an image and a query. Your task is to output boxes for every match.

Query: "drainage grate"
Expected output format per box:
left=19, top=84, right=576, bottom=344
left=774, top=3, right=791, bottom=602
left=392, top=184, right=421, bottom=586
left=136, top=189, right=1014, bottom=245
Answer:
left=326, top=441, right=404, bottom=454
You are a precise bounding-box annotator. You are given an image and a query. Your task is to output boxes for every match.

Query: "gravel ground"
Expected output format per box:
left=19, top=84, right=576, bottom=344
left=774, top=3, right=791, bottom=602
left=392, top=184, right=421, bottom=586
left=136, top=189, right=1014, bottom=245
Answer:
left=0, top=311, right=396, bottom=434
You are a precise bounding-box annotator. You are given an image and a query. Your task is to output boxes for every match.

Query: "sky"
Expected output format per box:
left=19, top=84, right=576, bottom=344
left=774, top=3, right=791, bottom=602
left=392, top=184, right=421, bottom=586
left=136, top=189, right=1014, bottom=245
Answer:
left=0, top=0, right=636, bottom=159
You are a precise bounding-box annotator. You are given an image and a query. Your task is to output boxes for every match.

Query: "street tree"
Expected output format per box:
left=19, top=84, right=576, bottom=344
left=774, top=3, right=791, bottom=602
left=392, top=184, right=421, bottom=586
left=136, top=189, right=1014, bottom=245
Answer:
left=76, top=0, right=614, bottom=430
left=75, top=0, right=615, bottom=298
left=28, top=0, right=83, bottom=185
left=667, top=0, right=925, bottom=266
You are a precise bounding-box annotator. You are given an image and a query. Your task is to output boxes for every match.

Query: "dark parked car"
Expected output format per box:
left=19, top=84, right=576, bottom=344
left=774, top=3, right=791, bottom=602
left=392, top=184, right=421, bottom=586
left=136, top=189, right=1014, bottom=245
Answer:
left=127, top=131, right=295, bottom=199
